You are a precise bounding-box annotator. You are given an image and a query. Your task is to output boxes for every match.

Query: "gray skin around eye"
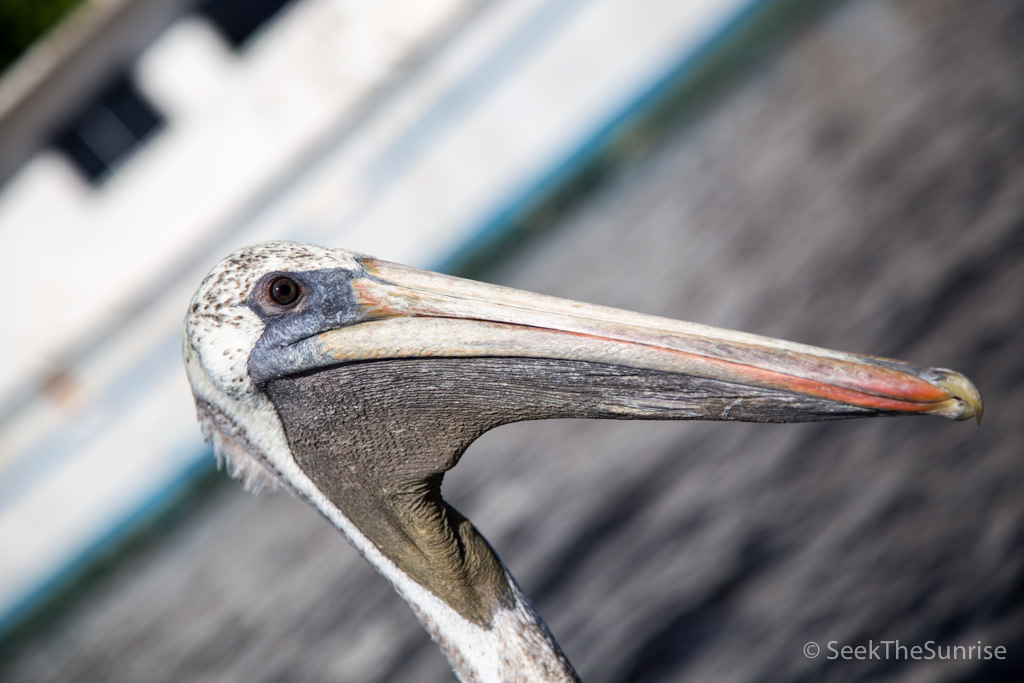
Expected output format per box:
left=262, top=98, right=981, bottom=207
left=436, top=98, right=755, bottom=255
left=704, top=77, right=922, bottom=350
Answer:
left=246, top=267, right=363, bottom=388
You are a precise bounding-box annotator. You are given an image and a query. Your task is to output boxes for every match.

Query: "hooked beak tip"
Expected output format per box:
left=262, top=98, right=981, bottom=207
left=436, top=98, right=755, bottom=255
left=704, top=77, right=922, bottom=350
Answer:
left=930, top=368, right=984, bottom=424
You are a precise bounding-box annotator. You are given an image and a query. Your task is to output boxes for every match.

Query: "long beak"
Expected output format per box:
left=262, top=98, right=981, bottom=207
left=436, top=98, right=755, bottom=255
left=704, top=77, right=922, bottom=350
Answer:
left=313, top=258, right=982, bottom=423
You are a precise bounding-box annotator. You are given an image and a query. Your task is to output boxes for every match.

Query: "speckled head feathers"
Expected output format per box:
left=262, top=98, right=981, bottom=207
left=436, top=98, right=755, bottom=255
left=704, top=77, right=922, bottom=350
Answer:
left=184, top=241, right=364, bottom=398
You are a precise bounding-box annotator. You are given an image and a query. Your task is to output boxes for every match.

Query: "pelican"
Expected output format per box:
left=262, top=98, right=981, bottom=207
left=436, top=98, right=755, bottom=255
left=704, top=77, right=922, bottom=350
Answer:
left=183, top=241, right=982, bottom=682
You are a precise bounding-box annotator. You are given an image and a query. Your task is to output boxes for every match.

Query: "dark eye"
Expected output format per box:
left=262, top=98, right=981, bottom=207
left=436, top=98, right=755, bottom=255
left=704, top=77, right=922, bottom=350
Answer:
left=268, top=276, right=301, bottom=307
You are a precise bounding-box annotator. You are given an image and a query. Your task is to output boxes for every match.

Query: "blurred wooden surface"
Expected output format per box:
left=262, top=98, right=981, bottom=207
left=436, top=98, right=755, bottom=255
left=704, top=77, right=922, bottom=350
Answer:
left=3, top=0, right=1022, bottom=680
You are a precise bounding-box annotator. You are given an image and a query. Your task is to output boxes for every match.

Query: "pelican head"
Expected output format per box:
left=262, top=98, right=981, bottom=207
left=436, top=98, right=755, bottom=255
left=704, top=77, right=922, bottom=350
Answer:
left=183, top=240, right=982, bottom=682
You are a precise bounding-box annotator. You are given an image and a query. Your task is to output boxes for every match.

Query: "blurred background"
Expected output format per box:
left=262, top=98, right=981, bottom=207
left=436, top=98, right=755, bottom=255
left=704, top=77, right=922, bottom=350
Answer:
left=0, top=0, right=1021, bottom=681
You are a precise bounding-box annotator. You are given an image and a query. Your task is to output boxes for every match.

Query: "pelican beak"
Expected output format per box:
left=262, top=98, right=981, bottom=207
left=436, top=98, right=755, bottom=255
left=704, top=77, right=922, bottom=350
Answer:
left=311, top=258, right=983, bottom=424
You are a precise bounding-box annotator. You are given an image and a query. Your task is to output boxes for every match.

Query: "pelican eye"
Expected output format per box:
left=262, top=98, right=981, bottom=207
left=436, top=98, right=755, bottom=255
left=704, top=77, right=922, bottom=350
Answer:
left=268, top=276, right=301, bottom=307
